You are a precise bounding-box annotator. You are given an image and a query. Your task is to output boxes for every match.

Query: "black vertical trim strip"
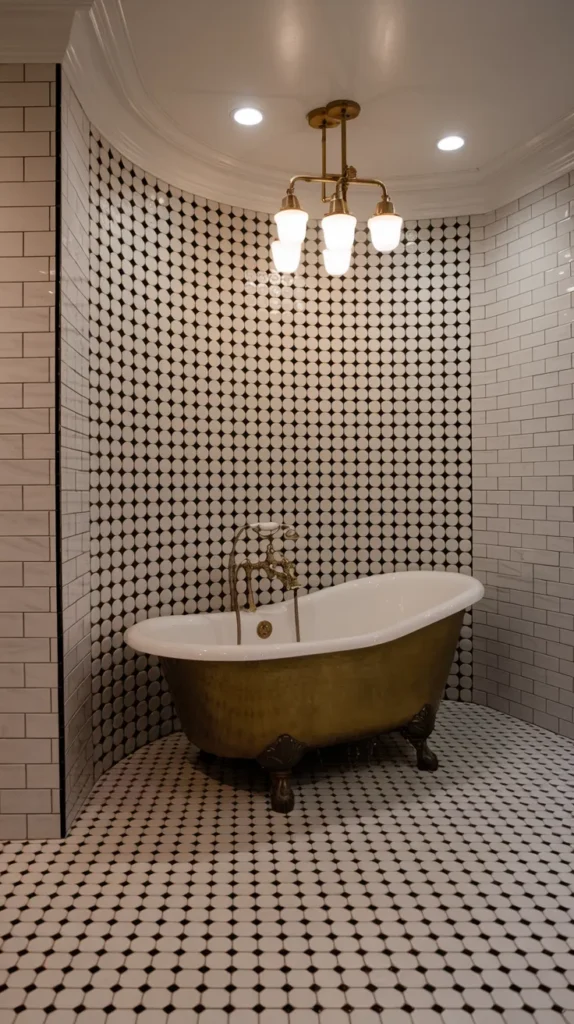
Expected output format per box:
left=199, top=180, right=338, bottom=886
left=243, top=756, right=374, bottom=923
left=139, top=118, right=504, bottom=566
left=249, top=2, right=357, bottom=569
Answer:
left=469, top=220, right=474, bottom=703
left=54, top=64, right=66, bottom=838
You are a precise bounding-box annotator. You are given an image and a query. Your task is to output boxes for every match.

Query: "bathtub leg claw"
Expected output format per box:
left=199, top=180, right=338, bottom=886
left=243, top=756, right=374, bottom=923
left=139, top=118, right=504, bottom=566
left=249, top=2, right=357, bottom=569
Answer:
left=411, top=739, right=439, bottom=772
left=270, top=771, right=295, bottom=813
left=402, top=702, right=439, bottom=772
left=257, top=733, right=306, bottom=814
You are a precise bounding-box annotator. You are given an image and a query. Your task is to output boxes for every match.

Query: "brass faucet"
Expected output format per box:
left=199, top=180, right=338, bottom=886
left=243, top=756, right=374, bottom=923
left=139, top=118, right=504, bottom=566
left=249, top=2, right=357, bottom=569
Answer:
left=228, top=522, right=301, bottom=644
left=241, top=537, right=300, bottom=613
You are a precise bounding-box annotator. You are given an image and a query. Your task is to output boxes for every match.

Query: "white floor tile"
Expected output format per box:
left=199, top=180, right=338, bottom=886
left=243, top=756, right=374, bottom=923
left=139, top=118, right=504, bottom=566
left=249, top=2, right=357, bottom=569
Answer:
left=0, top=703, right=572, bottom=1022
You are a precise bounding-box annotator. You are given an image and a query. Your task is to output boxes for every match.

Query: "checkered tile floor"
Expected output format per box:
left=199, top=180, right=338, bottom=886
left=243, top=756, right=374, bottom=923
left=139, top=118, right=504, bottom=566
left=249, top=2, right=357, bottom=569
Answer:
left=1, top=702, right=573, bottom=1024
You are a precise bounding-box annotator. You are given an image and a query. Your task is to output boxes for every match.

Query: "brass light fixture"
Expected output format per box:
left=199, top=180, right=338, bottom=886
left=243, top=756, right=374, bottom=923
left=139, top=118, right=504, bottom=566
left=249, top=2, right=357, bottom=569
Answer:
left=272, top=99, right=403, bottom=277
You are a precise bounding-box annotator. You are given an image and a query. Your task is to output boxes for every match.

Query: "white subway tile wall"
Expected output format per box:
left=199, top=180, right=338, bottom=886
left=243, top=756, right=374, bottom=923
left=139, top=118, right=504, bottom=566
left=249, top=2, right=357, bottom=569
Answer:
left=0, top=63, right=59, bottom=841
left=59, top=75, right=92, bottom=827
left=471, top=174, right=574, bottom=737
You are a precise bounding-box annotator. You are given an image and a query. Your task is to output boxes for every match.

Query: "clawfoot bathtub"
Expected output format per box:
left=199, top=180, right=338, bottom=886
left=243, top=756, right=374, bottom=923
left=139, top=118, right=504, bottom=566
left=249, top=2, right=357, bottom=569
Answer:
left=126, top=571, right=483, bottom=812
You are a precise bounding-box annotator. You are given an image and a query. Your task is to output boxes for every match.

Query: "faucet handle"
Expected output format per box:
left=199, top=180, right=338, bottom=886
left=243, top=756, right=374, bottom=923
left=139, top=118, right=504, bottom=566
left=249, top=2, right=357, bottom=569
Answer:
left=250, top=521, right=301, bottom=543
left=282, top=525, right=299, bottom=541
left=251, top=521, right=281, bottom=538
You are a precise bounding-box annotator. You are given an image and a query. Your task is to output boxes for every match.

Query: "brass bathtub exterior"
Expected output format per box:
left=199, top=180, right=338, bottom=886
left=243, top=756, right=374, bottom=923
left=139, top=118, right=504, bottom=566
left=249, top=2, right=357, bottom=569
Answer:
left=162, top=609, right=464, bottom=813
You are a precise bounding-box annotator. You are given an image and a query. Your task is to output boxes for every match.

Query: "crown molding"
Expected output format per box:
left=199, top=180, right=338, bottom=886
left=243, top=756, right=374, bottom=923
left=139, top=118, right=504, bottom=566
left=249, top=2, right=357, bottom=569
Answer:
left=66, top=0, right=295, bottom=213
left=0, top=1, right=92, bottom=7
left=481, top=111, right=574, bottom=210
left=66, top=0, right=574, bottom=218
left=0, top=1, right=92, bottom=62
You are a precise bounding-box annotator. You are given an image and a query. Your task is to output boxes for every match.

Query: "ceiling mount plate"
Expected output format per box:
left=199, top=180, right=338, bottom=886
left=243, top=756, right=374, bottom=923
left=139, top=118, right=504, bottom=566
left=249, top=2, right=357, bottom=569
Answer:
left=306, top=106, right=341, bottom=129
left=325, top=99, right=361, bottom=121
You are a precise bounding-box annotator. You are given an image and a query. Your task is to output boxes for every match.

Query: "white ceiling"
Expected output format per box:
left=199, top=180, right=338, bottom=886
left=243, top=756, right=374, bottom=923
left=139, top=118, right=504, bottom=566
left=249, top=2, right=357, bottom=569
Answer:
left=63, top=0, right=574, bottom=214
left=121, top=0, right=574, bottom=174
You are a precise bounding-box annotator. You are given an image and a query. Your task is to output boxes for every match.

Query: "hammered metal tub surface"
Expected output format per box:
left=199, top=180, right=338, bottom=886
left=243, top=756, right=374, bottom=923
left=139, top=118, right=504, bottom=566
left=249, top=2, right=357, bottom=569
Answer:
left=162, top=610, right=464, bottom=760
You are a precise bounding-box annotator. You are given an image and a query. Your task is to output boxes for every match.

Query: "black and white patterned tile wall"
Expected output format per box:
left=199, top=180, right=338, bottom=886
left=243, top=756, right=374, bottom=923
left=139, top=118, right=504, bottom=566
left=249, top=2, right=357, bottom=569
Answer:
left=88, top=134, right=181, bottom=777
left=88, top=131, right=472, bottom=772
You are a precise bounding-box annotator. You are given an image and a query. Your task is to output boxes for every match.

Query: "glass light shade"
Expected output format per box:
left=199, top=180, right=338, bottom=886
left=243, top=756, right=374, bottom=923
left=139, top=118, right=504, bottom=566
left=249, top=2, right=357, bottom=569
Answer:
left=274, top=207, right=308, bottom=245
left=271, top=240, right=301, bottom=273
left=322, top=248, right=352, bottom=276
left=321, top=212, right=357, bottom=250
left=368, top=213, right=403, bottom=253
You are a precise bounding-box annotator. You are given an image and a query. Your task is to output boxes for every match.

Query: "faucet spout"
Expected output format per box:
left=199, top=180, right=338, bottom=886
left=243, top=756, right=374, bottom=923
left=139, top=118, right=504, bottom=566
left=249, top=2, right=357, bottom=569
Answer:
left=268, top=551, right=301, bottom=591
left=227, top=521, right=302, bottom=643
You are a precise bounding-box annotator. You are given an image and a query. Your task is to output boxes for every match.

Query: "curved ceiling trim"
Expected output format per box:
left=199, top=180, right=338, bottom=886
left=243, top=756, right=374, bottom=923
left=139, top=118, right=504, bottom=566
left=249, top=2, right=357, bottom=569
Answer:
left=65, top=0, right=574, bottom=217
left=0, top=0, right=91, bottom=62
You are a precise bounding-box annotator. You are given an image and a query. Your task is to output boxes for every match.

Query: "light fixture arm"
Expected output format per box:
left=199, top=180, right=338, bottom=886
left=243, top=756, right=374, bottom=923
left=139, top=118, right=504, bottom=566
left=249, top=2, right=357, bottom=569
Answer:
left=321, top=121, right=328, bottom=204
left=351, top=177, right=390, bottom=196
left=271, top=99, right=403, bottom=276
left=340, top=112, right=348, bottom=201
left=287, top=173, right=339, bottom=192
left=287, top=174, right=393, bottom=207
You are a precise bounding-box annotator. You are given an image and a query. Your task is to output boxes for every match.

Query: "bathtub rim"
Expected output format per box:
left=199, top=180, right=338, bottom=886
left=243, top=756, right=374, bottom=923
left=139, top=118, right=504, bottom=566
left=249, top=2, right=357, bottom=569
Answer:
left=125, top=570, right=484, bottom=663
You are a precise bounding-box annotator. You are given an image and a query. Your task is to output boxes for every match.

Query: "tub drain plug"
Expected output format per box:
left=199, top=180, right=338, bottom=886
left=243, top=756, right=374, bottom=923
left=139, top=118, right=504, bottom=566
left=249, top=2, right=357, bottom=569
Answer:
left=257, top=620, right=273, bottom=639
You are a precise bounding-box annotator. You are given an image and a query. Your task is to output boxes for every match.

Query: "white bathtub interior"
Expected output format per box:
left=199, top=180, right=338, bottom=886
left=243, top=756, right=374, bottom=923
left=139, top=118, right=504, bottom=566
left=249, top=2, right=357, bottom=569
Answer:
left=126, top=570, right=484, bottom=662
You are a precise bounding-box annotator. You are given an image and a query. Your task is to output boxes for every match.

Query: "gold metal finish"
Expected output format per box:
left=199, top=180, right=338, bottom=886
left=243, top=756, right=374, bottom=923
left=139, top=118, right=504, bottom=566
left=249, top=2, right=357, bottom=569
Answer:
left=293, top=588, right=300, bottom=646
left=321, top=120, right=329, bottom=203
left=324, top=99, right=361, bottom=121
left=352, top=176, right=389, bottom=192
left=256, top=620, right=273, bottom=639
left=304, top=105, right=342, bottom=203
left=164, top=611, right=462, bottom=757
left=324, top=195, right=351, bottom=218
left=228, top=523, right=249, bottom=646
left=240, top=538, right=300, bottom=613
left=279, top=191, right=303, bottom=211
left=288, top=172, right=339, bottom=190
left=227, top=522, right=301, bottom=644
left=340, top=112, right=348, bottom=200
left=306, top=106, right=340, bottom=129
left=373, top=195, right=396, bottom=216
left=162, top=610, right=464, bottom=810
left=275, top=99, right=400, bottom=260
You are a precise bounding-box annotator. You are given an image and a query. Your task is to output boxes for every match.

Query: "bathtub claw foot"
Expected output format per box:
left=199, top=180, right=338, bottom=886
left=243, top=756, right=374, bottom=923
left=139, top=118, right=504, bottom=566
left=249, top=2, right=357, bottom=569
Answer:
left=257, top=733, right=306, bottom=814
left=402, top=703, right=439, bottom=772
left=413, top=739, right=439, bottom=772
left=197, top=748, right=216, bottom=762
left=270, top=771, right=295, bottom=813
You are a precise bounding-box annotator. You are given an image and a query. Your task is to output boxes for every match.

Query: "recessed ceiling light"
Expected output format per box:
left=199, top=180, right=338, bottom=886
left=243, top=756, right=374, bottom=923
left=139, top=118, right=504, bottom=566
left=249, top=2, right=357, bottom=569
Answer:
left=437, top=135, right=465, bottom=151
left=233, top=107, right=263, bottom=126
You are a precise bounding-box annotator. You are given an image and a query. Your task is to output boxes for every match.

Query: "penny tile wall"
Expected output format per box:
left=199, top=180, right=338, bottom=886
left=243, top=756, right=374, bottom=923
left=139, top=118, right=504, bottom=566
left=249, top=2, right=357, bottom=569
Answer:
left=471, top=173, right=574, bottom=737
left=0, top=79, right=483, bottom=837
left=87, top=130, right=474, bottom=780
left=88, top=131, right=180, bottom=782
left=0, top=63, right=59, bottom=840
